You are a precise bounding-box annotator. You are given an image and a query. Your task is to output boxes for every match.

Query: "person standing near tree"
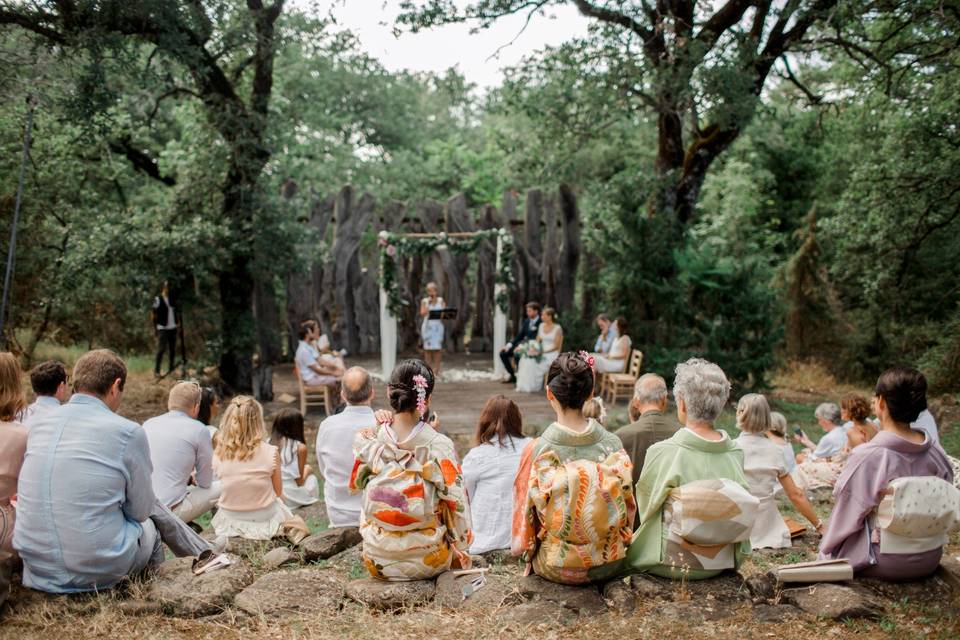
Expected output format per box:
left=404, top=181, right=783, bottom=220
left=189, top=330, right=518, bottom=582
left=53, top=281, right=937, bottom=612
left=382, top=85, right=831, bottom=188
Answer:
left=152, top=281, right=178, bottom=378
left=420, top=282, right=446, bottom=376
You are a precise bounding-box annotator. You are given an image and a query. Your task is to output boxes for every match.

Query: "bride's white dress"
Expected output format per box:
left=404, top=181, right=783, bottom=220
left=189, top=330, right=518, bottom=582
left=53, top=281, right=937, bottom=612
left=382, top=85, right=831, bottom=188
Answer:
left=515, top=324, right=562, bottom=393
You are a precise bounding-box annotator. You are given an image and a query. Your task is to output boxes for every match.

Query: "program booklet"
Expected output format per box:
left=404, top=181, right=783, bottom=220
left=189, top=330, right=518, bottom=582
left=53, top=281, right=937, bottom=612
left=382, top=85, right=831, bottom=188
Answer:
left=775, top=558, right=853, bottom=583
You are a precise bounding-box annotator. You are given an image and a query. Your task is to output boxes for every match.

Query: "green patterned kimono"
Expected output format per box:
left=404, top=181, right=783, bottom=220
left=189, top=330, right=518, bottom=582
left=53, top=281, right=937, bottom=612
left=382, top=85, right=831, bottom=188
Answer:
left=627, top=427, right=751, bottom=580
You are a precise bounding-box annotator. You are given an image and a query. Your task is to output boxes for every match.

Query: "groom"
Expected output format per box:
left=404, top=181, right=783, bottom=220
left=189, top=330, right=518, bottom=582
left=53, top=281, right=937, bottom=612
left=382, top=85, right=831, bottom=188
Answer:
left=500, top=301, right=542, bottom=384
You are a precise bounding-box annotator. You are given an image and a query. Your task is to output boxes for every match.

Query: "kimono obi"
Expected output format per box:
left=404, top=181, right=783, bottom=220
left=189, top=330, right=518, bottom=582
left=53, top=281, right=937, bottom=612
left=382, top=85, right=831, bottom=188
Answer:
left=663, top=478, right=759, bottom=571
left=874, top=476, right=960, bottom=555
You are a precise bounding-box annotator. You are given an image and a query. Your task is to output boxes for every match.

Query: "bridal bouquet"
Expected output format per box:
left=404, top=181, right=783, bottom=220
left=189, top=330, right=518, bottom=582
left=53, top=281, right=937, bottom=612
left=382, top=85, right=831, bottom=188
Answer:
left=518, top=339, right=543, bottom=363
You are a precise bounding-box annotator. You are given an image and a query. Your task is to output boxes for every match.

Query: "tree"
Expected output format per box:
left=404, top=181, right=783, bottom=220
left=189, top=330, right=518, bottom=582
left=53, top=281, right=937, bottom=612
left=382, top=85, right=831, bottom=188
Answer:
left=0, top=0, right=286, bottom=391
left=399, top=0, right=840, bottom=225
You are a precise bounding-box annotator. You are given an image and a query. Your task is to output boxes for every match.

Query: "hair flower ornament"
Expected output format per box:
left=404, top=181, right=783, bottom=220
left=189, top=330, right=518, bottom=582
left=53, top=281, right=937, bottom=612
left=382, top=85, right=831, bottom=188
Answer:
left=412, top=374, right=428, bottom=417
left=578, top=350, right=596, bottom=371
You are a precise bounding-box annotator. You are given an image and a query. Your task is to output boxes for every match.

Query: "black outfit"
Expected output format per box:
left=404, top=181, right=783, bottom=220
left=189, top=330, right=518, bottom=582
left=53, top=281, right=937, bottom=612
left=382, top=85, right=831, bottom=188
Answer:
left=153, top=296, right=178, bottom=375
left=500, top=315, right=542, bottom=381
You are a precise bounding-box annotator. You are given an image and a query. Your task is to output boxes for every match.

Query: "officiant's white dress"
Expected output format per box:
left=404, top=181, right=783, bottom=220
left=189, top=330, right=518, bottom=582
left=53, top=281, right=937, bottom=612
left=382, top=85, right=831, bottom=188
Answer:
left=515, top=324, right=562, bottom=393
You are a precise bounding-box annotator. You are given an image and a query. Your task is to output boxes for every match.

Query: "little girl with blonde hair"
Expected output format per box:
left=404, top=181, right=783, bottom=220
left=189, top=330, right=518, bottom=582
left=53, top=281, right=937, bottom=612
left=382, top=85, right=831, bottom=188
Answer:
left=212, top=396, right=308, bottom=542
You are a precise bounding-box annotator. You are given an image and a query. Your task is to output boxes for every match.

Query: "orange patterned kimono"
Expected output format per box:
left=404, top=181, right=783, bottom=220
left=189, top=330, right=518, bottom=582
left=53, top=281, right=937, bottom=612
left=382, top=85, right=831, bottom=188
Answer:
left=511, top=419, right=635, bottom=585
left=350, top=423, right=472, bottom=581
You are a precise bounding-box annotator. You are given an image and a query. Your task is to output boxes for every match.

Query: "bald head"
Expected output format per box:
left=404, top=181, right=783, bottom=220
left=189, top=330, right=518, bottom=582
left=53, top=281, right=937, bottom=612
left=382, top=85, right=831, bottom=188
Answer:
left=342, top=367, right=373, bottom=405
left=633, top=373, right=668, bottom=414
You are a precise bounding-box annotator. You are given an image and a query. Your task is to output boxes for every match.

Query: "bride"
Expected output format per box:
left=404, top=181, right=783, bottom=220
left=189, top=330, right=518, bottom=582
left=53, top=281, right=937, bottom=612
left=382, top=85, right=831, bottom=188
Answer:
left=515, top=307, right=563, bottom=393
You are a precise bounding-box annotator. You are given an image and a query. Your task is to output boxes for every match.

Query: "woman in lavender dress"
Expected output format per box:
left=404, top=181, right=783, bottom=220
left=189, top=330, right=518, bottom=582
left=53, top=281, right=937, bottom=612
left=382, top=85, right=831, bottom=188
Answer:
left=819, top=367, right=954, bottom=580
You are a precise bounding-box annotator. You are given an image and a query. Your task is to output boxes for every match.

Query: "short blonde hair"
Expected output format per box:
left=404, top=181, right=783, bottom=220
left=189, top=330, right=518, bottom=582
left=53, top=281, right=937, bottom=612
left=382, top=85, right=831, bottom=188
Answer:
left=168, top=381, right=201, bottom=413
left=769, top=411, right=788, bottom=437
left=736, top=393, right=772, bottom=434
left=215, top=396, right=265, bottom=461
left=0, top=352, right=26, bottom=422
left=581, top=397, right=607, bottom=425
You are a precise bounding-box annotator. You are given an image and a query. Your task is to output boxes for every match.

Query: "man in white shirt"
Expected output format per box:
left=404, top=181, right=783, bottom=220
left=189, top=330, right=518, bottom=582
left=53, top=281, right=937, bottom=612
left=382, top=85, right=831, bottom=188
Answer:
left=295, top=320, right=343, bottom=388
left=315, top=367, right=375, bottom=527
left=143, top=381, right=220, bottom=525
left=21, top=360, right=68, bottom=428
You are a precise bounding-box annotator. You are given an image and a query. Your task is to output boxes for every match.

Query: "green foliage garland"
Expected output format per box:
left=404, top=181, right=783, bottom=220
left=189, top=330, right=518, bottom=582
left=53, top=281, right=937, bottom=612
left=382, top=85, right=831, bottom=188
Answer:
left=378, top=229, right=514, bottom=317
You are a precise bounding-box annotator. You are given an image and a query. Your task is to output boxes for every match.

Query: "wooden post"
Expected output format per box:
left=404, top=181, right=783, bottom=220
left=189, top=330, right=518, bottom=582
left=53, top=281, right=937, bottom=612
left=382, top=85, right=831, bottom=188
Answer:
left=493, top=234, right=507, bottom=376
left=379, top=285, right=397, bottom=382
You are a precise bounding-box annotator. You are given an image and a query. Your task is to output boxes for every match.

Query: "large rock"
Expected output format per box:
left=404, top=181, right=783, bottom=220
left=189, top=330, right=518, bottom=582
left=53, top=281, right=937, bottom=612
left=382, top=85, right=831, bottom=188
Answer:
left=782, top=583, right=884, bottom=621
left=630, top=574, right=669, bottom=600
left=602, top=579, right=636, bottom=615
left=146, top=555, right=254, bottom=617
left=234, top=568, right=343, bottom=617
left=745, top=572, right=778, bottom=601
left=434, top=571, right=524, bottom=610
left=262, top=546, right=299, bottom=570
left=519, top=574, right=606, bottom=615
left=300, top=527, right=362, bottom=562
left=752, top=603, right=802, bottom=623
left=344, top=578, right=436, bottom=611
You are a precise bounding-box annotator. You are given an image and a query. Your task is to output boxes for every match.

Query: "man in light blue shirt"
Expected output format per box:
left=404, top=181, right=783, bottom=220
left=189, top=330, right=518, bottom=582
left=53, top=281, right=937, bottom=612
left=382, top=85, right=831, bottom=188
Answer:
left=21, top=360, right=68, bottom=428
left=143, top=382, right=219, bottom=524
left=14, top=350, right=213, bottom=593
left=593, top=313, right=619, bottom=354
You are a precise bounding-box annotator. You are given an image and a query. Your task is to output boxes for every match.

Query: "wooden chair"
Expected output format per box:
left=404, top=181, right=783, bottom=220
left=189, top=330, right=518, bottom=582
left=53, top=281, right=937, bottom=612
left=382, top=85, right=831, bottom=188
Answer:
left=294, top=363, right=335, bottom=417
left=602, top=349, right=644, bottom=405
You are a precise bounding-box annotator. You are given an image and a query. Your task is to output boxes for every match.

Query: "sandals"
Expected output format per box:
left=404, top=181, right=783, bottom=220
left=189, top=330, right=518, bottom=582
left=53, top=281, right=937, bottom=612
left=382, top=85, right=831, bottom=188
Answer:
left=192, top=550, right=232, bottom=575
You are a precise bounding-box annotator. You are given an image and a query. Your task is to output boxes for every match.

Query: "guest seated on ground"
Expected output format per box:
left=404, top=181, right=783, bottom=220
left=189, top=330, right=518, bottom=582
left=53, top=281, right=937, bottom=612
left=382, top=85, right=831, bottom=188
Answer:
left=734, top=394, right=823, bottom=549
left=21, top=360, right=67, bottom=428
left=270, top=408, right=319, bottom=508
left=316, top=367, right=375, bottom=527
left=143, top=381, right=220, bottom=526
left=626, top=358, right=755, bottom=580
left=616, top=374, right=680, bottom=487
left=199, top=386, right=222, bottom=442
left=594, top=317, right=632, bottom=374
left=512, top=352, right=635, bottom=584
left=792, top=402, right=851, bottom=491
left=14, top=350, right=214, bottom=593
left=296, top=319, right=343, bottom=390
left=581, top=396, right=608, bottom=426
left=211, top=396, right=308, bottom=543
left=841, top=393, right=878, bottom=450
left=593, top=313, right=618, bottom=354
left=350, top=360, right=472, bottom=580
left=820, top=367, right=955, bottom=581
left=768, top=411, right=796, bottom=474
left=461, top=395, right=531, bottom=555
left=0, top=353, right=28, bottom=555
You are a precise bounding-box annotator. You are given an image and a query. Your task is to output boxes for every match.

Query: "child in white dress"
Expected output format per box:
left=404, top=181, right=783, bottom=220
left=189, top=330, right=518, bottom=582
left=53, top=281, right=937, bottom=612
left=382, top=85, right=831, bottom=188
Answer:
left=270, top=409, right=319, bottom=508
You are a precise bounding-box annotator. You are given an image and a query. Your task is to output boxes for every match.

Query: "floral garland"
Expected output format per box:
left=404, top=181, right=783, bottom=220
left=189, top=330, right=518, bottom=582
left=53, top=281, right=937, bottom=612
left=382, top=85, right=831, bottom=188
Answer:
left=378, top=229, right=515, bottom=318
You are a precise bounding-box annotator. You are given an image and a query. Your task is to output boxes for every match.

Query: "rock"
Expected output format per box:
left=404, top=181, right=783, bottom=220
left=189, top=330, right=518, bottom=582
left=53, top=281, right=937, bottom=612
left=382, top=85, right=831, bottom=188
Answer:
left=146, top=555, right=254, bottom=617
left=656, top=600, right=739, bottom=622
left=602, top=579, right=636, bottom=615
left=752, top=603, right=802, bottom=623
left=115, top=599, right=165, bottom=616
left=262, top=546, right=298, bottom=570
left=224, top=537, right=287, bottom=561
left=345, top=578, right=436, bottom=611
left=519, top=574, right=606, bottom=615
left=234, top=568, right=342, bottom=617
left=434, top=571, right=524, bottom=610
left=499, top=600, right=577, bottom=627
left=630, top=574, right=668, bottom=600
left=936, top=557, right=960, bottom=593
left=745, top=572, right=778, bottom=601
left=325, top=544, right=363, bottom=574
left=782, top=583, right=884, bottom=621
left=479, top=549, right=517, bottom=567
left=299, top=527, right=362, bottom=562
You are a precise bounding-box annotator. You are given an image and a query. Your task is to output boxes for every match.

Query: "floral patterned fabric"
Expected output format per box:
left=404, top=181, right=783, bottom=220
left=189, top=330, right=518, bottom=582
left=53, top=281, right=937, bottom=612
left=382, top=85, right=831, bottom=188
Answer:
left=511, top=420, right=636, bottom=585
left=350, top=424, right=472, bottom=581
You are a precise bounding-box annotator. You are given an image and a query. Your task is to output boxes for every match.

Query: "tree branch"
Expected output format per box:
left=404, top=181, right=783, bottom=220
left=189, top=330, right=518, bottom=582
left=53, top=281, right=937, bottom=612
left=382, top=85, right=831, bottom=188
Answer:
left=778, top=55, right=823, bottom=104
left=571, top=0, right=654, bottom=42
left=107, top=137, right=176, bottom=186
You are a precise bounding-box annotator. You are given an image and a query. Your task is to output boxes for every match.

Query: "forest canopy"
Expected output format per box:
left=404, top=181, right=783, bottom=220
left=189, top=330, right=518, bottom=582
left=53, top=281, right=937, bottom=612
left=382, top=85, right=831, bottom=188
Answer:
left=0, top=0, right=958, bottom=393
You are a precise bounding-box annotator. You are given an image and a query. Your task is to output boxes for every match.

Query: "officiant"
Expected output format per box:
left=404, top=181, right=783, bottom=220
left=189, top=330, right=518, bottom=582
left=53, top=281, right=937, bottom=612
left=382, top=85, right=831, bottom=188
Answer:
left=420, top=282, right=447, bottom=375
left=499, top=301, right=542, bottom=384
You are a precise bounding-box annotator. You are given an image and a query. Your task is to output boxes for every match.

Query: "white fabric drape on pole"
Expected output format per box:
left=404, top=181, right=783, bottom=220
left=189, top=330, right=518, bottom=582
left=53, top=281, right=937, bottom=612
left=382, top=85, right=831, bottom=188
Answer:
left=493, top=235, right=507, bottom=376
left=379, top=287, right=397, bottom=380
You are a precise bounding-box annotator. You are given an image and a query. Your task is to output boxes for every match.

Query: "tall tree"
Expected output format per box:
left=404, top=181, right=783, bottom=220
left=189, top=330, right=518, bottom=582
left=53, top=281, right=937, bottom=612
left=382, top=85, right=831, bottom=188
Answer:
left=0, top=0, right=285, bottom=391
left=400, top=0, right=839, bottom=225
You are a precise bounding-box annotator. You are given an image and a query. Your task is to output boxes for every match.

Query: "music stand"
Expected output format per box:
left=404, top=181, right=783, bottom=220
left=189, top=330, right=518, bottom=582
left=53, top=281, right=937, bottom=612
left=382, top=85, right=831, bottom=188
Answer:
left=428, top=308, right=458, bottom=320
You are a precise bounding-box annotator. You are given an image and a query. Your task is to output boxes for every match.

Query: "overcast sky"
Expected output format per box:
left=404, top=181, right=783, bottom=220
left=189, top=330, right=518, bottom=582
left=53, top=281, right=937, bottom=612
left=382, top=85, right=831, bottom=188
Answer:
left=310, top=1, right=592, bottom=88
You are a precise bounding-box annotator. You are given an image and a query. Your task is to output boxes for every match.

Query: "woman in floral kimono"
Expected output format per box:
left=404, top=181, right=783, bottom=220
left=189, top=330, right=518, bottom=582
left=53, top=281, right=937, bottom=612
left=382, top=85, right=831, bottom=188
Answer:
left=820, top=368, right=954, bottom=580
left=350, top=360, right=472, bottom=581
left=626, top=358, right=754, bottom=580
left=512, top=352, right=635, bottom=585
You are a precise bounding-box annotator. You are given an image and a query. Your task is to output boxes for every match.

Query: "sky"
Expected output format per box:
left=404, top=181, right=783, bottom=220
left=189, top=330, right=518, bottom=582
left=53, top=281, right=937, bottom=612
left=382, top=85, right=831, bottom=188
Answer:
left=310, top=1, right=592, bottom=89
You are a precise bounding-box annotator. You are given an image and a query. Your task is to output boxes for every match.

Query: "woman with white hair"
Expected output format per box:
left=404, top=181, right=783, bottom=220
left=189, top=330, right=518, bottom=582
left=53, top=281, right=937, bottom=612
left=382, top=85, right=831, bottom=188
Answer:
left=625, top=358, right=753, bottom=580
left=735, top=394, right=823, bottom=549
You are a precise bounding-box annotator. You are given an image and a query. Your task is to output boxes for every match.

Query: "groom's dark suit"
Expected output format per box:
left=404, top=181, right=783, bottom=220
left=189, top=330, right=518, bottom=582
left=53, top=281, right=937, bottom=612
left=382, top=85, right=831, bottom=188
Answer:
left=500, top=315, right=542, bottom=381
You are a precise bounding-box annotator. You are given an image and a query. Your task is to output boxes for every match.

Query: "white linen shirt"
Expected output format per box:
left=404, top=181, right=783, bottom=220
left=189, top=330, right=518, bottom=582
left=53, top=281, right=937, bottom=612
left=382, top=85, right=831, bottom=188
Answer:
left=296, top=340, right=322, bottom=385
left=461, top=435, right=531, bottom=554
left=142, top=410, right=215, bottom=508
left=315, top=404, right=376, bottom=527
left=21, top=395, right=61, bottom=429
left=811, top=423, right=851, bottom=460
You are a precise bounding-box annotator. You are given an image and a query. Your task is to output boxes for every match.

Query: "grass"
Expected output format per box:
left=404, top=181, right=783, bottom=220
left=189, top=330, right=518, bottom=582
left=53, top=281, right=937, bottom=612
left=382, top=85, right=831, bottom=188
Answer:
left=21, top=335, right=157, bottom=375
